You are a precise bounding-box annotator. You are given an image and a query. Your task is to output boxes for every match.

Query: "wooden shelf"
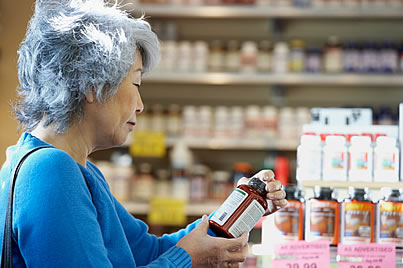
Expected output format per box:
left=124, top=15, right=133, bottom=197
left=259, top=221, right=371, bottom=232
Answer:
left=124, top=4, right=403, bottom=19
left=123, top=201, right=221, bottom=215
left=143, top=72, right=403, bottom=87
left=300, top=180, right=403, bottom=189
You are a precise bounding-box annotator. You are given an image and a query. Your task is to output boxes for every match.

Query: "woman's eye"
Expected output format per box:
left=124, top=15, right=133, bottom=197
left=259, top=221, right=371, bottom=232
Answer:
left=132, top=83, right=141, bottom=89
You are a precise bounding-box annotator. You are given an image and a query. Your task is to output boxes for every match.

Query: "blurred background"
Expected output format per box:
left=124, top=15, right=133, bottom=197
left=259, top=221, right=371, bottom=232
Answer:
left=1, top=1, right=403, bottom=267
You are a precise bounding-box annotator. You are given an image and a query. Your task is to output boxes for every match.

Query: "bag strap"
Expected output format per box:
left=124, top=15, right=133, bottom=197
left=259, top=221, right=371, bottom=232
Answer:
left=1, top=146, right=51, bottom=268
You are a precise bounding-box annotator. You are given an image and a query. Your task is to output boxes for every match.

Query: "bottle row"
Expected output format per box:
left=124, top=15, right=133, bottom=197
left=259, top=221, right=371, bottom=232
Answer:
left=140, top=0, right=403, bottom=8
left=155, top=37, right=403, bottom=74
left=272, top=185, right=403, bottom=248
left=297, top=134, right=400, bottom=182
left=133, top=104, right=311, bottom=146
left=94, top=149, right=293, bottom=203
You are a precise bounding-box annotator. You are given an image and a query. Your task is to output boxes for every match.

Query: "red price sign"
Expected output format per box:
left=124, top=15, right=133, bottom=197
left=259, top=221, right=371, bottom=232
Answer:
left=337, top=243, right=395, bottom=268
left=272, top=241, right=330, bottom=268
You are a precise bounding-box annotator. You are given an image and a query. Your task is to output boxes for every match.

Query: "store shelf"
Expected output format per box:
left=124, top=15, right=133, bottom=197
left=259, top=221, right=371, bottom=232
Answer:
left=165, top=137, right=298, bottom=151
left=143, top=72, right=403, bottom=87
left=126, top=4, right=403, bottom=19
left=123, top=201, right=220, bottom=215
left=300, top=180, right=403, bottom=189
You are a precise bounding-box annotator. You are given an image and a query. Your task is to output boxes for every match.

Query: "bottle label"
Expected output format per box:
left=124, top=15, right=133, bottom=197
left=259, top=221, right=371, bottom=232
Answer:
left=376, top=152, right=397, bottom=170
left=228, top=199, right=266, bottom=238
left=350, top=152, right=369, bottom=170
left=378, top=202, right=403, bottom=246
left=342, top=201, right=375, bottom=243
left=211, top=188, right=248, bottom=226
left=274, top=200, right=303, bottom=241
left=306, top=200, right=340, bottom=244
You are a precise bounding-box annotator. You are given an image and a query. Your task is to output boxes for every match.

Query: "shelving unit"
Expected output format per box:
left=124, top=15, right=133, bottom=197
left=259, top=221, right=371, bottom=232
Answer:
left=123, top=201, right=220, bottom=215
left=143, top=72, right=403, bottom=86
left=126, top=4, right=403, bottom=19
left=300, top=180, right=403, bottom=189
left=164, top=137, right=298, bottom=150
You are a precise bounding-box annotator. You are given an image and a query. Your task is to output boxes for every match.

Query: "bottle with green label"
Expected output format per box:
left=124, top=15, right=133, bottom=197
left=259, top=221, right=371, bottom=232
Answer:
left=209, top=177, right=268, bottom=238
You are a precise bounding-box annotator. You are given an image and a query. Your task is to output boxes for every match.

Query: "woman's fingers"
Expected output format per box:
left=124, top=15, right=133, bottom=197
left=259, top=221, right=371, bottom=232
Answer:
left=266, top=180, right=282, bottom=193
left=252, top=169, right=275, bottom=182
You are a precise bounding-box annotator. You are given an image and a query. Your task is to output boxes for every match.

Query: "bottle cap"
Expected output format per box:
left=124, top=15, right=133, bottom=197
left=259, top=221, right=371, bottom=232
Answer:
left=248, top=177, right=267, bottom=196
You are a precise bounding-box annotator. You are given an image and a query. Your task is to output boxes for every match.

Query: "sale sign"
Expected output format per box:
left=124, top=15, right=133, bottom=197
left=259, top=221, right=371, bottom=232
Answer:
left=337, top=243, right=395, bottom=268
left=272, top=240, right=330, bottom=268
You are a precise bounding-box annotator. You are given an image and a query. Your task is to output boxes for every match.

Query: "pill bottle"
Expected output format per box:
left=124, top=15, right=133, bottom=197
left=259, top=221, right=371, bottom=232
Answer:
left=348, top=136, right=373, bottom=182
left=376, top=188, right=403, bottom=248
left=305, top=186, right=340, bottom=246
left=274, top=185, right=304, bottom=241
left=296, top=134, right=322, bottom=182
left=323, top=135, right=348, bottom=181
left=374, top=136, right=400, bottom=183
left=341, top=187, right=375, bottom=244
left=209, top=177, right=268, bottom=238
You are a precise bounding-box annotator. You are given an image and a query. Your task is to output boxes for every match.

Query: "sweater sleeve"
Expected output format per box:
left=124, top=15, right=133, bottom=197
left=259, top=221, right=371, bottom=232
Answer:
left=113, top=197, right=195, bottom=267
left=13, top=148, right=113, bottom=268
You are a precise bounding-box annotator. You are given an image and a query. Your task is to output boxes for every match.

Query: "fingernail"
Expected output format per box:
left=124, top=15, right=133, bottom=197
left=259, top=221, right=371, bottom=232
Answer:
left=202, top=215, right=208, bottom=221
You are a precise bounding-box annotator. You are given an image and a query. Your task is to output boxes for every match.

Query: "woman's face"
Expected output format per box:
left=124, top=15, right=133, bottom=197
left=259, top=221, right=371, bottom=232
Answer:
left=88, top=50, right=144, bottom=148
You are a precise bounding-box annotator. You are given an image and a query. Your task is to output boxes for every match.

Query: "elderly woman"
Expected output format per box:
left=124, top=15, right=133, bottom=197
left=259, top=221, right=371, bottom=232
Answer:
left=0, top=0, right=288, bottom=267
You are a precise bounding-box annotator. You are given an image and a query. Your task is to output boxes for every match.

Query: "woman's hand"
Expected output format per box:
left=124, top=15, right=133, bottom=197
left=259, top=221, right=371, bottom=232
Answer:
left=177, top=215, right=249, bottom=267
left=237, top=169, right=288, bottom=216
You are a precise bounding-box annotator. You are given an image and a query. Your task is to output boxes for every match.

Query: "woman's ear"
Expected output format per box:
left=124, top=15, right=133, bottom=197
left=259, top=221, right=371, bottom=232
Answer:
left=85, top=90, right=95, bottom=104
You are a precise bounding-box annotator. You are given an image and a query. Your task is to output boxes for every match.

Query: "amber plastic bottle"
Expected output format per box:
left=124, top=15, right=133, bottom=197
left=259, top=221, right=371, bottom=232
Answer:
left=376, top=189, right=403, bottom=248
left=209, top=177, right=268, bottom=238
left=274, top=185, right=304, bottom=241
left=341, top=187, right=375, bottom=244
left=305, top=186, right=340, bottom=246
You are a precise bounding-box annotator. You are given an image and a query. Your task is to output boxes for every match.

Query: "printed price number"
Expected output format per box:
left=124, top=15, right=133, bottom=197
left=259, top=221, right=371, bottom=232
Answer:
left=349, top=266, right=380, bottom=268
left=286, top=263, right=317, bottom=268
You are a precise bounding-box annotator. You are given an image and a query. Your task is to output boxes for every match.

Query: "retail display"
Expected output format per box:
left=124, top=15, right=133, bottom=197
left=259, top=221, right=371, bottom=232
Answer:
left=139, top=0, right=403, bottom=7
left=155, top=38, right=403, bottom=74
left=209, top=177, right=268, bottom=238
left=373, top=136, right=400, bottom=182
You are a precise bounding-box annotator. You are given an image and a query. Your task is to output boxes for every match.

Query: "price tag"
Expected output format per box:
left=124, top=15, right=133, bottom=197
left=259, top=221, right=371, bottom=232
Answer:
left=129, top=131, right=166, bottom=158
left=148, top=198, right=186, bottom=226
left=337, top=243, right=395, bottom=268
left=272, top=240, right=330, bottom=268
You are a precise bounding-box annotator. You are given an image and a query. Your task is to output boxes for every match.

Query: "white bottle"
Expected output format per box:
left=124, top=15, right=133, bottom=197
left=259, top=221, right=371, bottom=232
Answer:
left=214, top=106, right=230, bottom=139
left=296, top=135, right=322, bottom=181
left=273, top=42, right=290, bottom=73
left=183, top=106, right=197, bottom=138
left=170, top=140, right=193, bottom=201
left=230, top=106, right=244, bottom=140
left=193, top=41, right=209, bottom=72
left=240, top=41, right=258, bottom=73
left=348, top=136, right=373, bottom=182
left=323, top=135, right=348, bottom=181
left=374, top=137, right=400, bottom=183
left=199, top=106, right=212, bottom=139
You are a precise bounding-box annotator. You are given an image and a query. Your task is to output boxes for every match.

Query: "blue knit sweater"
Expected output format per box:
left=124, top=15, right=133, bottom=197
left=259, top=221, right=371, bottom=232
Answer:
left=0, top=133, right=197, bottom=267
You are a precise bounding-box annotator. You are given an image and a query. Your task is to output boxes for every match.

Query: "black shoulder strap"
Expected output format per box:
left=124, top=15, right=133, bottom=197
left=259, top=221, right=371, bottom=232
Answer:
left=1, top=146, right=51, bottom=268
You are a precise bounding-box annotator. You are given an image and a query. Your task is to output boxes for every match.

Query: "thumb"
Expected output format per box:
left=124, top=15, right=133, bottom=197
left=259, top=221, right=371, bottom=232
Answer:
left=196, top=215, right=210, bottom=234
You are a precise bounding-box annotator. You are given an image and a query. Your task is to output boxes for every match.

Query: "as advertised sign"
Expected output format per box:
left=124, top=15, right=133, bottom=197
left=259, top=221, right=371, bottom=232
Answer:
left=337, top=243, right=395, bottom=268
left=272, top=240, right=330, bottom=268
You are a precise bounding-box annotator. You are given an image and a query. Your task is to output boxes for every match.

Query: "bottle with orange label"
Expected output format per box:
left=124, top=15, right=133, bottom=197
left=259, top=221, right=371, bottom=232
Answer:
left=341, top=187, right=375, bottom=244
left=376, top=188, right=403, bottom=248
left=274, top=185, right=304, bottom=241
left=305, top=186, right=340, bottom=246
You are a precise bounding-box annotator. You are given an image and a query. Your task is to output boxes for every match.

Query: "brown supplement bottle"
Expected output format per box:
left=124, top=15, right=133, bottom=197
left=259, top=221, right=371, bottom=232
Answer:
left=209, top=177, right=268, bottom=238
left=341, top=187, right=375, bottom=244
left=376, top=188, right=403, bottom=248
left=305, top=186, right=340, bottom=246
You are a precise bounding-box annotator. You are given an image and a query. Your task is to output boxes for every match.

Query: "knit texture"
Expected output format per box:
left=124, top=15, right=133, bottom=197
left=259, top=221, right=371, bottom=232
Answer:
left=0, top=133, right=194, bottom=267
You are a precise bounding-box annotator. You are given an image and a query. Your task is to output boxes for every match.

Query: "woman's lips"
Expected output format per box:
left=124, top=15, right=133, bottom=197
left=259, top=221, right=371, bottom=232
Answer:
left=127, top=121, right=136, bottom=130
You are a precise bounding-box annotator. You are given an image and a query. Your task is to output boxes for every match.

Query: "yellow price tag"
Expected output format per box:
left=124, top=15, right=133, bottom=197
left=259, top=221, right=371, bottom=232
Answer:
left=148, top=198, right=186, bottom=226
left=129, top=131, right=166, bottom=158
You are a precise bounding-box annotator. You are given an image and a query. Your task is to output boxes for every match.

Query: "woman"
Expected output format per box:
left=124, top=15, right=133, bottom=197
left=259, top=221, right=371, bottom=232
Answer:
left=0, top=0, right=288, bottom=267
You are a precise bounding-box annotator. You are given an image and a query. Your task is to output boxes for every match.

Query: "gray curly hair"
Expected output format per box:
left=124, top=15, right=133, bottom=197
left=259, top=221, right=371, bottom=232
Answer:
left=15, top=0, right=160, bottom=133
